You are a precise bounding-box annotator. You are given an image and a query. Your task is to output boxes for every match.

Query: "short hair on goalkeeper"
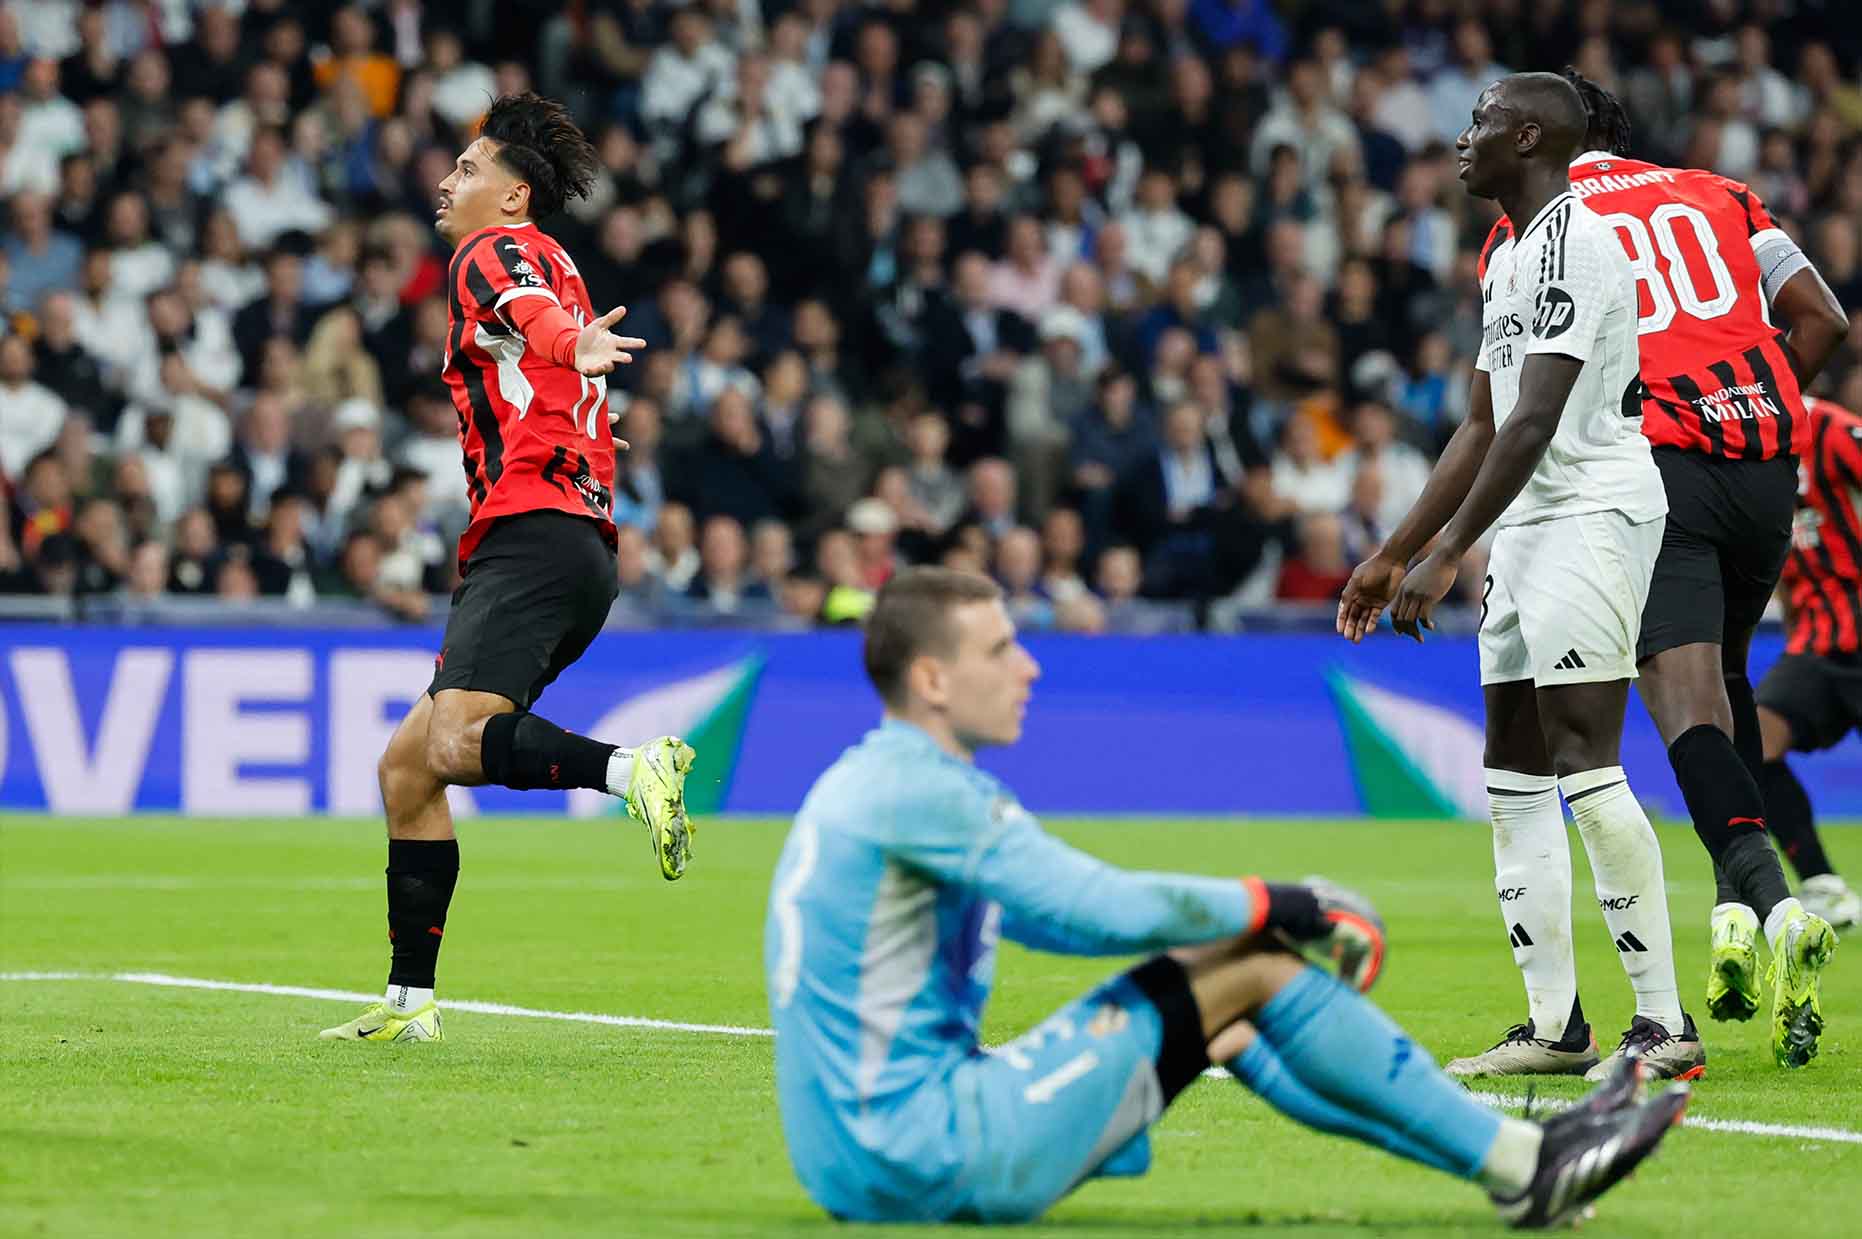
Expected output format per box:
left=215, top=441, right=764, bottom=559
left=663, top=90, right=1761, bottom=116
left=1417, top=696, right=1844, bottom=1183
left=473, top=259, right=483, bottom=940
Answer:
left=478, top=92, right=600, bottom=219
left=1561, top=67, right=1632, bottom=157
left=864, top=568, right=1004, bottom=708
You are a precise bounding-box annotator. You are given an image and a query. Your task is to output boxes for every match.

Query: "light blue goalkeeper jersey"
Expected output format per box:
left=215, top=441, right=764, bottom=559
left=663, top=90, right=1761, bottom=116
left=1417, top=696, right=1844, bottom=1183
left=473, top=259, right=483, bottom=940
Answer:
left=764, top=718, right=1260, bottom=1221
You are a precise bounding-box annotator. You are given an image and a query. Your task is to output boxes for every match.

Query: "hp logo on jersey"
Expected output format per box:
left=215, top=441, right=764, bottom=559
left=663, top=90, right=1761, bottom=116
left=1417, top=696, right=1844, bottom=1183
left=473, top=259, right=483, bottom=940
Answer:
left=1532, top=286, right=1576, bottom=339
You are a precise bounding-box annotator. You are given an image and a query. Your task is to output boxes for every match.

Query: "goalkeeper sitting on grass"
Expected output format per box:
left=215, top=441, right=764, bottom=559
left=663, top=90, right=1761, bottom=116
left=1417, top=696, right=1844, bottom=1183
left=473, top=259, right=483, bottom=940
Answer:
left=764, top=568, right=1690, bottom=1229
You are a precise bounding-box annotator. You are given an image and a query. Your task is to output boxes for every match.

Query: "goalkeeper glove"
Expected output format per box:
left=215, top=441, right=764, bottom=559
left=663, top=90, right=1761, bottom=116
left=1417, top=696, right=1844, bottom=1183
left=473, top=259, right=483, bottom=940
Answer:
left=1246, top=876, right=1386, bottom=993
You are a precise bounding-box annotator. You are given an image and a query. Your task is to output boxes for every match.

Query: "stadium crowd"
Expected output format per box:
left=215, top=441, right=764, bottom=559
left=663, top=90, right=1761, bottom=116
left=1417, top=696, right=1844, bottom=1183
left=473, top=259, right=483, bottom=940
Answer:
left=2, top=0, right=1861, bottom=631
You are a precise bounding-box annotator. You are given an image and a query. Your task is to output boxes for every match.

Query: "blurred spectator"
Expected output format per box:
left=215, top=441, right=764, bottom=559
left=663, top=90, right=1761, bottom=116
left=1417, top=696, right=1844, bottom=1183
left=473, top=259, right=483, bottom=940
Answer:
left=651, top=501, right=701, bottom=593
left=120, top=537, right=168, bottom=604
left=314, top=6, right=402, bottom=120
left=750, top=518, right=795, bottom=592
left=1270, top=413, right=1350, bottom=515
left=16, top=450, right=74, bottom=564
left=815, top=528, right=875, bottom=624
left=904, top=412, right=965, bottom=536
left=687, top=513, right=772, bottom=618
left=0, top=333, right=66, bottom=481
left=995, top=525, right=1054, bottom=630
left=674, top=386, right=797, bottom=527
left=964, top=457, right=1019, bottom=540
left=302, top=305, right=385, bottom=410
left=1428, top=19, right=1508, bottom=146
left=224, top=127, right=333, bottom=249
left=167, top=507, right=217, bottom=594
left=799, top=394, right=870, bottom=542
left=1096, top=544, right=1193, bottom=634
left=371, top=489, right=448, bottom=596
left=69, top=493, right=127, bottom=594
left=1250, top=59, right=1358, bottom=191
left=845, top=497, right=899, bottom=590
left=1115, top=400, right=1231, bottom=598
left=232, top=245, right=312, bottom=378
left=31, top=290, right=112, bottom=425
left=1117, top=168, right=1193, bottom=288
left=5, top=189, right=79, bottom=312
left=327, top=398, right=392, bottom=530
left=613, top=523, right=670, bottom=624
left=1337, top=400, right=1430, bottom=531
left=1276, top=511, right=1351, bottom=602
left=1009, top=308, right=1095, bottom=517
left=1040, top=506, right=1089, bottom=603
left=251, top=489, right=318, bottom=605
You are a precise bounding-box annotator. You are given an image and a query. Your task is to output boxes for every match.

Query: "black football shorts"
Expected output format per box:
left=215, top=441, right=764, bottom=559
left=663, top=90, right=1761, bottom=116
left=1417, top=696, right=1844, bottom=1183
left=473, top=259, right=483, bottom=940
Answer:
left=428, top=511, right=619, bottom=710
left=1637, top=447, right=1796, bottom=662
left=1757, top=651, right=1862, bottom=754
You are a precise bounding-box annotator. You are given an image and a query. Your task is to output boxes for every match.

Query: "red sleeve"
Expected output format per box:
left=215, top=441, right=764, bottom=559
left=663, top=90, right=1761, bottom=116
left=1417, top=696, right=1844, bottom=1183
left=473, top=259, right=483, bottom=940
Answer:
left=1716, top=177, right=1778, bottom=236
left=504, top=293, right=581, bottom=369
left=456, top=232, right=562, bottom=326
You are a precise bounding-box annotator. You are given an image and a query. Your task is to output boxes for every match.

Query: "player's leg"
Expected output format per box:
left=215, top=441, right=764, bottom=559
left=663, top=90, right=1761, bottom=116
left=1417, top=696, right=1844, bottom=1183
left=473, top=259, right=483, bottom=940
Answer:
left=1525, top=511, right=1699, bottom=1080
left=1174, top=940, right=1687, bottom=1229
left=1757, top=657, right=1862, bottom=929
left=1213, top=1021, right=1464, bottom=1175
left=428, top=513, right=697, bottom=878
left=320, top=694, right=460, bottom=1041
left=1636, top=455, right=1809, bottom=956
left=1452, top=531, right=1591, bottom=1077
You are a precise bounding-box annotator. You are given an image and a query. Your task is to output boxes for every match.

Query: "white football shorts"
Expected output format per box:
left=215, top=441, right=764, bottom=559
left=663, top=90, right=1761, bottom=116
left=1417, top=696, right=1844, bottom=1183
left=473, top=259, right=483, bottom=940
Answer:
left=1478, top=509, right=1665, bottom=687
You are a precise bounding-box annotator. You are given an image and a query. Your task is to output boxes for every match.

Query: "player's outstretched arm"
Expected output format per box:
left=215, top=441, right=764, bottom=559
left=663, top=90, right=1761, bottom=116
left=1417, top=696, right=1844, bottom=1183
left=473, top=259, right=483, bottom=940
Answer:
left=956, top=802, right=1382, bottom=989
left=500, top=294, right=649, bottom=378
left=1338, top=370, right=1495, bottom=643
left=1391, top=354, right=1582, bottom=635
left=1772, top=265, right=1849, bottom=389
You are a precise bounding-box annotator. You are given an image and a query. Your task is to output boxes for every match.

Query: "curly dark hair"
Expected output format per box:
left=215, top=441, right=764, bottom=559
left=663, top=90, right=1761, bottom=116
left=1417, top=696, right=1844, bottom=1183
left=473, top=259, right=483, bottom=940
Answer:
left=1561, top=67, right=1632, bottom=157
left=478, top=92, right=600, bottom=219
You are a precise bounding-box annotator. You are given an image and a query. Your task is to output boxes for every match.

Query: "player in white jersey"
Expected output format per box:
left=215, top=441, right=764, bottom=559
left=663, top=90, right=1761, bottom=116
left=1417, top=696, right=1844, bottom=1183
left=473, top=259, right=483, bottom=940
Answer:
left=1338, top=74, right=1704, bottom=1081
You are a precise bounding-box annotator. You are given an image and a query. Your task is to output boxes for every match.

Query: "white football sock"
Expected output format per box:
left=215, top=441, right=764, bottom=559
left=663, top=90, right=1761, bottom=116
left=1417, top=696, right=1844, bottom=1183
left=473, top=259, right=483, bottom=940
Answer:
left=1478, top=1118, right=1544, bottom=1197
left=605, top=746, right=638, bottom=798
left=384, top=984, right=434, bottom=1014
left=1487, top=768, right=1578, bottom=1038
left=1562, top=766, right=1683, bottom=1031
left=1764, top=897, right=1804, bottom=951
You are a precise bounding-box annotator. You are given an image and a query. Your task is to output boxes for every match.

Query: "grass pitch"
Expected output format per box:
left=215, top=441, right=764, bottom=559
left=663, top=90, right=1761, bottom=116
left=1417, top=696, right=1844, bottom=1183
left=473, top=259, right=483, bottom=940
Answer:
left=3, top=813, right=1859, bottom=1238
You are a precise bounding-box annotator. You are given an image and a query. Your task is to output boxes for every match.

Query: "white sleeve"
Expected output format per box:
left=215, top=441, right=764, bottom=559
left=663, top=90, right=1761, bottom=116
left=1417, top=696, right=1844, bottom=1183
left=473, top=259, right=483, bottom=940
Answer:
left=1476, top=298, right=1493, bottom=373
left=1751, top=227, right=1813, bottom=304
left=1523, top=214, right=1608, bottom=364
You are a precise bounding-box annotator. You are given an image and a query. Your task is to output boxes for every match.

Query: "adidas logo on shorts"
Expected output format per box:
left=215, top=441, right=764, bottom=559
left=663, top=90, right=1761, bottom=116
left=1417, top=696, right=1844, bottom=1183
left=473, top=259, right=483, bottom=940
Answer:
left=1552, top=649, right=1588, bottom=671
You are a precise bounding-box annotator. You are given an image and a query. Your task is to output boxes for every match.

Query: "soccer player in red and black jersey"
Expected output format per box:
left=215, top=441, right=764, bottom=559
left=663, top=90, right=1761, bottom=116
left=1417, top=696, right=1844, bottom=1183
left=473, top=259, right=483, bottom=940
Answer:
left=321, top=95, right=697, bottom=1044
left=1473, top=73, right=1847, bottom=1065
left=1754, top=395, right=1862, bottom=932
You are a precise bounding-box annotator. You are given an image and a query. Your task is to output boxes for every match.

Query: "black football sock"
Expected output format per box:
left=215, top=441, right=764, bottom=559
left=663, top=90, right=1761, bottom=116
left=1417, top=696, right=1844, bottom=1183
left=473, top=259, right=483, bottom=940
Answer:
left=1724, top=674, right=1765, bottom=781
left=1763, top=759, right=1835, bottom=881
left=479, top=711, right=616, bottom=791
left=386, top=838, right=460, bottom=990
left=1668, top=723, right=1791, bottom=921
left=1716, top=675, right=1766, bottom=904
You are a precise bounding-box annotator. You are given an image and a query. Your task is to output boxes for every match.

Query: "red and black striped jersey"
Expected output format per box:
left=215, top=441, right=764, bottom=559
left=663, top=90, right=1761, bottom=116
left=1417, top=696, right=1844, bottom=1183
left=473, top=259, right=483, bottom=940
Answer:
left=1783, top=398, right=1862, bottom=655
left=443, top=221, right=618, bottom=571
left=1478, top=154, right=1808, bottom=461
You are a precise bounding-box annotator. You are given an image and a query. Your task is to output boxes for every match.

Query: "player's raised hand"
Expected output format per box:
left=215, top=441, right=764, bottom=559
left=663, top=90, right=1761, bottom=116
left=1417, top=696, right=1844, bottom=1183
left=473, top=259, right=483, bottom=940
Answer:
left=575, top=305, right=649, bottom=377
left=1337, top=553, right=1407, bottom=643
left=1389, top=548, right=1459, bottom=642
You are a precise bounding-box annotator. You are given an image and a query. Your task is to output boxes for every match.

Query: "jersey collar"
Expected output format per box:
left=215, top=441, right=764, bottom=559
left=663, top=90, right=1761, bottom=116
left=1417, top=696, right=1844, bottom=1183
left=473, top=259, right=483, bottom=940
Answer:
left=1516, top=190, right=1574, bottom=244
left=1571, top=150, right=1615, bottom=166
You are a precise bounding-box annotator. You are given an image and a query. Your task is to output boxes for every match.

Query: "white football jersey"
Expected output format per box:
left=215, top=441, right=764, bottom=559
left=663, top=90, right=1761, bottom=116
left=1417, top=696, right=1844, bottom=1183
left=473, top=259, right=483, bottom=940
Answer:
left=1477, top=191, right=1667, bottom=528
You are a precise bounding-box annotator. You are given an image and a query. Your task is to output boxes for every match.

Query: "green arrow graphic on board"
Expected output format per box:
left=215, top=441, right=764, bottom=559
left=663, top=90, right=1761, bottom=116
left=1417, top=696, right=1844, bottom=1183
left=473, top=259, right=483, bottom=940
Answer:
left=567, top=654, right=765, bottom=818
left=1326, top=668, right=1488, bottom=820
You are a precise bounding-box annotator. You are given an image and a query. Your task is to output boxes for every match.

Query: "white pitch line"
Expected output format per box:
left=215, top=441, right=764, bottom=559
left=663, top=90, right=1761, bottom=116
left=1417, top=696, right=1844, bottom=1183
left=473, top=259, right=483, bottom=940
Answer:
left=7, top=971, right=1860, bottom=1145
left=0, top=971, right=773, bottom=1038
